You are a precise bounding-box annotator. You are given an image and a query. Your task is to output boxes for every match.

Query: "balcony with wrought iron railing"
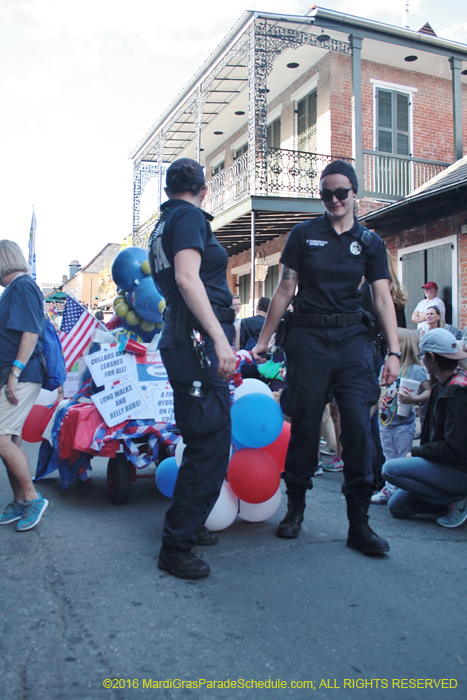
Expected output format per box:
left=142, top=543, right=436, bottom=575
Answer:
left=203, top=149, right=354, bottom=217
left=362, top=150, right=451, bottom=200
left=136, top=149, right=452, bottom=239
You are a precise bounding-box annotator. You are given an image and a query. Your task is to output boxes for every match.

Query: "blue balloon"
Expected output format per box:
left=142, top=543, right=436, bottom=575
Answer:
left=133, top=276, right=164, bottom=323
left=231, top=434, right=247, bottom=452
left=111, top=247, right=148, bottom=292
left=155, top=457, right=179, bottom=498
left=231, top=393, right=283, bottom=448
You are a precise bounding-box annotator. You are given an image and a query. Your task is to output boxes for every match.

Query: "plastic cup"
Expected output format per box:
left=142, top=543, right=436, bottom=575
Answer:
left=122, top=338, right=147, bottom=356
left=397, top=378, right=421, bottom=417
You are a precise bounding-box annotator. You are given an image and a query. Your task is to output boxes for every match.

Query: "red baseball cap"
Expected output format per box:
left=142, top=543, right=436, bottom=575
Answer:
left=421, top=281, right=438, bottom=290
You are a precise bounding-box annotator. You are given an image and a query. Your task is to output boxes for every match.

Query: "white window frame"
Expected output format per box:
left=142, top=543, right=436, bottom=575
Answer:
left=291, top=75, right=319, bottom=152
left=398, top=235, right=458, bottom=326
left=267, top=104, right=282, bottom=126
left=210, top=150, right=226, bottom=169
left=370, top=79, right=417, bottom=156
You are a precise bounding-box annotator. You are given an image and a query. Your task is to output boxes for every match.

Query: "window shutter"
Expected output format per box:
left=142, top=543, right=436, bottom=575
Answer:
left=377, top=90, right=393, bottom=153
left=297, top=90, right=317, bottom=152
left=396, top=93, right=410, bottom=155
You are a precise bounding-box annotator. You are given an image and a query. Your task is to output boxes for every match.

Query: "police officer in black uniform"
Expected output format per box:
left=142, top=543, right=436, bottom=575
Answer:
left=149, top=158, right=236, bottom=579
left=252, top=161, right=401, bottom=556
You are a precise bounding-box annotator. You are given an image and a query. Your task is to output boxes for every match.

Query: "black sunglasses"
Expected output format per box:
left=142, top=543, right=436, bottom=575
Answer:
left=320, top=187, right=354, bottom=203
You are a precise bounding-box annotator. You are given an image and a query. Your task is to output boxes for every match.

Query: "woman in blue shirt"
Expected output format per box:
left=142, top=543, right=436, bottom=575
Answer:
left=0, top=240, right=48, bottom=532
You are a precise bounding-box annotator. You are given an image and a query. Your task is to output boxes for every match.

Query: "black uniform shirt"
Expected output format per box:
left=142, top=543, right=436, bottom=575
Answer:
left=280, top=214, right=389, bottom=314
left=149, top=198, right=232, bottom=348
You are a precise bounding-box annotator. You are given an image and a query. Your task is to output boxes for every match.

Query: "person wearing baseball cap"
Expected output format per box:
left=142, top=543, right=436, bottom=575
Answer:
left=148, top=157, right=237, bottom=579
left=383, top=328, right=467, bottom=528
left=411, top=281, right=446, bottom=333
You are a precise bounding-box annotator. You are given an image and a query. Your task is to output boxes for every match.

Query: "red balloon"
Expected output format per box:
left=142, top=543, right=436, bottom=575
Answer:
left=227, top=448, right=281, bottom=504
left=259, top=421, right=291, bottom=472
left=22, top=404, right=55, bottom=443
left=105, top=313, right=122, bottom=330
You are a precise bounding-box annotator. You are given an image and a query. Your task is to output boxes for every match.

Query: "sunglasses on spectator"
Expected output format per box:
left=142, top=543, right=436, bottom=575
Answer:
left=320, top=187, right=354, bottom=203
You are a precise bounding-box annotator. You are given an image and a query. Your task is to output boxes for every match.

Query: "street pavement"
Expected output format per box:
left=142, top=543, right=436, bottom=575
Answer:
left=1, top=441, right=466, bottom=700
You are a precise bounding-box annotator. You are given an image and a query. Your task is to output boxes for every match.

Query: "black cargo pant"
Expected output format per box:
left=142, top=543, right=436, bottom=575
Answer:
left=282, top=324, right=380, bottom=496
left=160, top=325, right=233, bottom=550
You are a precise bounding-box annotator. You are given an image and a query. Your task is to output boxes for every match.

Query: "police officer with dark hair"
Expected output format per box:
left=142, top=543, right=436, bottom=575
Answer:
left=149, top=158, right=236, bottom=579
left=252, top=161, right=401, bottom=556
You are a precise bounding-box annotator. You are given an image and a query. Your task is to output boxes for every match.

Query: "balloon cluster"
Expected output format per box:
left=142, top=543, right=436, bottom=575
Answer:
left=107, top=247, right=166, bottom=343
left=155, top=379, right=291, bottom=532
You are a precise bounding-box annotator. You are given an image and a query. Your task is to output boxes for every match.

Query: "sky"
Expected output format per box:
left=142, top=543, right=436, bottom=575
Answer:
left=1, top=0, right=466, bottom=287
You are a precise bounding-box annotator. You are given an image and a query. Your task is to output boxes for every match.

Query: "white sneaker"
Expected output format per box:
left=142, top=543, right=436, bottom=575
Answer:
left=436, top=497, right=467, bottom=528
left=371, top=485, right=397, bottom=505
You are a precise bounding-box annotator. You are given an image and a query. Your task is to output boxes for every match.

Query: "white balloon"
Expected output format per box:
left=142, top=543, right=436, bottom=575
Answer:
left=35, top=388, right=58, bottom=406
left=238, top=486, right=282, bottom=522
left=205, top=481, right=238, bottom=531
left=174, top=438, right=186, bottom=467
left=234, top=378, right=273, bottom=400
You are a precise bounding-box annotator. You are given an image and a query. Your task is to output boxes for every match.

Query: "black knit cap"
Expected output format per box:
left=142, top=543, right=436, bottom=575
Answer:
left=166, top=158, right=205, bottom=191
left=320, top=160, right=358, bottom=193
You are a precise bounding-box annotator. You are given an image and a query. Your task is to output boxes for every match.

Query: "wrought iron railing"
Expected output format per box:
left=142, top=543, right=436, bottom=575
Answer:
left=132, top=216, right=156, bottom=249
left=363, top=150, right=451, bottom=200
left=204, top=153, right=249, bottom=216
left=204, top=149, right=354, bottom=216
left=267, top=148, right=353, bottom=198
left=139, top=150, right=452, bottom=232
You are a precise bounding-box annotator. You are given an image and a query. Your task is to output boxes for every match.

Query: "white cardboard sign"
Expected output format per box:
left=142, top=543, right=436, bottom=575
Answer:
left=85, top=345, right=137, bottom=387
left=151, top=383, right=175, bottom=423
left=91, top=378, right=148, bottom=427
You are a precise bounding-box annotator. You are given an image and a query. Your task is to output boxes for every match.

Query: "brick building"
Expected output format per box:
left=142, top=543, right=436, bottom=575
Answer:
left=130, top=7, right=467, bottom=318
left=362, top=156, right=467, bottom=330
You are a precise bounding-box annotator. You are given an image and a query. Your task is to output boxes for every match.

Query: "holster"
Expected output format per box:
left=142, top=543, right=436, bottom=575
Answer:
left=275, top=312, right=292, bottom=350
left=165, top=303, right=235, bottom=348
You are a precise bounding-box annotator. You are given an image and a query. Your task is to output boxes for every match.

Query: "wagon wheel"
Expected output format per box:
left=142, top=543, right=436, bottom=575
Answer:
left=107, top=453, right=132, bottom=505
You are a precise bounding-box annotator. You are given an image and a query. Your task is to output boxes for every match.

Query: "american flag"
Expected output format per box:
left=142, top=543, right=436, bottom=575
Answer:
left=59, top=296, right=100, bottom=371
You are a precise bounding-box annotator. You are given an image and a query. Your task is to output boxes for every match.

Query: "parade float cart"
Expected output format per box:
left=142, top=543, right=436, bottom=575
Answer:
left=33, top=346, right=179, bottom=505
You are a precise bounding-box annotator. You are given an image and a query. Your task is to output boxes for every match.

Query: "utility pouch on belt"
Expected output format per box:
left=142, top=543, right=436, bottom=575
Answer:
left=167, top=302, right=235, bottom=348
left=275, top=312, right=292, bottom=349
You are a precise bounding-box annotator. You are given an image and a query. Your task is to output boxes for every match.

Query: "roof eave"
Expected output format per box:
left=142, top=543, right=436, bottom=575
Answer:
left=362, top=181, right=467, bottom=226
left=129, top=11, right=257, bottom=161
left=309, top=6, right=467, bottom=58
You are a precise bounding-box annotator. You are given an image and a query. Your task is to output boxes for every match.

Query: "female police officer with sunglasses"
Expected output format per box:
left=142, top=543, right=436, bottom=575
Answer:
left=252, top=161, right=400, bottom=556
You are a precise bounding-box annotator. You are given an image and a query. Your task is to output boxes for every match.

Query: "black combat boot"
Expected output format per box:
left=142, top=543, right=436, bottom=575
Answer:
left=276, top=486, right=307, bottom=538
left=345, top=491, right=390, bottom=556
left=158, top=546, right=210, bottom=579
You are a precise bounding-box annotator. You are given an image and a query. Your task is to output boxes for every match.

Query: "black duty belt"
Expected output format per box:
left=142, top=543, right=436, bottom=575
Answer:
left=288, top=312, right=364, bottom=328
left=164, top=304, right=235, bottom=325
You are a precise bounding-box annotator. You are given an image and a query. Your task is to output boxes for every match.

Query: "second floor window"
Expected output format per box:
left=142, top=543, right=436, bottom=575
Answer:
left=235, top=144, right=248, bottom=159
left=213, top=162, right=225, bottom=175
left=297, top=90, right=317, bottom=153
left=376, top=88, right=410, bottom=156
left=267, top=118, right=281, bottom=149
